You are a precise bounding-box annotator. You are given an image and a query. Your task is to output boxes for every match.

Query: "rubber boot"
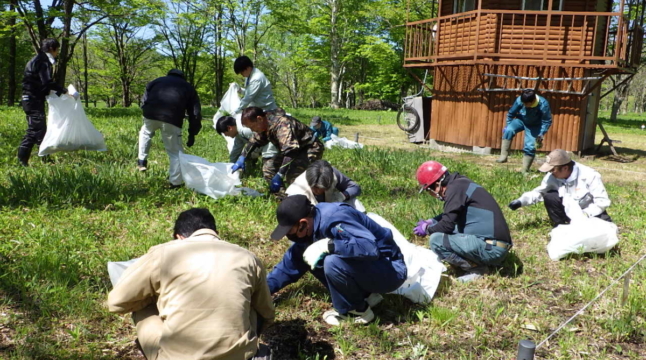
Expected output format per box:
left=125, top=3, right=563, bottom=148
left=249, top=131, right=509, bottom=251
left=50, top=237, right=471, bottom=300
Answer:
left=496, top=139, right=511, bottom=163
left=17, top=146, right=31, bottom=167
left=522, top=155, right=535, bottom=174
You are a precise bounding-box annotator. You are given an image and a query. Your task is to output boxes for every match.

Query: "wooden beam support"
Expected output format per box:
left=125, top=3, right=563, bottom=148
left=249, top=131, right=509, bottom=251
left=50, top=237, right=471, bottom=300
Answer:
left=600, top=73, right=635, bottom=100
left=406, top=68, right=434, bottom=94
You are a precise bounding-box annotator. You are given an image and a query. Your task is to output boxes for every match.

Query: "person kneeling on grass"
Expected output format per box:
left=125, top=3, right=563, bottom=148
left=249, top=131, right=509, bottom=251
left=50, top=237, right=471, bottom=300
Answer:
left=310, top=116, right=339, bottom=143
left=107, top=208, right=274, bottom=360
left=508, top=149, right=612, bottom=227
left=413, top=161, right=512, bottom=283
left=268, top=195, right=407, bottom=325
left=231, top=107, right=324, bottom=193
left=216, top=115, right=281, bottom=183
left=285, top=160, right=365, bottom=212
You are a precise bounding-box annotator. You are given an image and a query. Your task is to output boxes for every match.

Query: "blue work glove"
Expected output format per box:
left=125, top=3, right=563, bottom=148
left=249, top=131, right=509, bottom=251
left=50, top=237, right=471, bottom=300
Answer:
left=231, top=156, right=246, bottom=173
left=413, top=219, right=437, bottom=236
left=303, top=239, right=331, bottom=270
left=269, top=174, right=284, bottom=193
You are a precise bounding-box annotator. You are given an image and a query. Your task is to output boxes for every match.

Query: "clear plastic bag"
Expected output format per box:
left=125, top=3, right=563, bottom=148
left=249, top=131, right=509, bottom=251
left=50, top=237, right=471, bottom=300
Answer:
left=547, top=196, right=619, bottom=261
left=179, top=152, right=242, bottom=199
left=324, top=134, right=364, bottom=150
left=107, top=258, right=139, bottom=287
left=39, top=85, right=107, bottom=156
left=367, top=213, right=446, bottom=304
left=213, top=83, right=242, bottom=153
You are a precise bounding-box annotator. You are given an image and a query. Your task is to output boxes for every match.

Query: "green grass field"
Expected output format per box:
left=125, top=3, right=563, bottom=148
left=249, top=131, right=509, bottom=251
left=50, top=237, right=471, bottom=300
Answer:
left=0, top=106, right=644, bottom=359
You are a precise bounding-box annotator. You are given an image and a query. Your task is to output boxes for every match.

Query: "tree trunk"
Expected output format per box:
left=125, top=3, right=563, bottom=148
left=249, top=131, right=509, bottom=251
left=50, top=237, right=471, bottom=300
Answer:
left=55, top=0, right=75, bottom=86
left=329, top=0, right=341, bottom=109
left=609, top=75, right=631, bottom=122
left=83, top=31, right=89, bottom=107
left=213, top=5, right=225, bottom=107
left=8, top=0, right=18, bottom=106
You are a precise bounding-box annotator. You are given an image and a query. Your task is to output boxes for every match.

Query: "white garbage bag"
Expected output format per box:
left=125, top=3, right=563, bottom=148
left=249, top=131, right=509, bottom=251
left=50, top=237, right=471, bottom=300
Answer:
left=179, top=152, right=243, bottom=200
left=367, top=213, right=446, bottom=304
left=546, top=195, right=619, bottom=261
left=213, top=83, right=242, bottom=153
left=107, top=258, right=139, bottom=287
left=324, top=134, right=364, bottom=150
left=39, top=85, right=107, bottom=156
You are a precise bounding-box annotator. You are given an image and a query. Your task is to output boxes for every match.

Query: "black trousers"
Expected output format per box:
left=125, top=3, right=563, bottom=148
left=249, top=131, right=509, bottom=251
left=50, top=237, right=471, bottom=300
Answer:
left=543, top=190, right=612, bottom=226
left=19, top=95, right=47, bottom=151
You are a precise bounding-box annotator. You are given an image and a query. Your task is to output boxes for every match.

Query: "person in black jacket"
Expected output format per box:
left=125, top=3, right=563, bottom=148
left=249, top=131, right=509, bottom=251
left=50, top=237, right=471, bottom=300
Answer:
left=414, top=161, right=513, bottom=283
left=137, top=69, right=202, bottom=188
left=18, top=38, right=69, bottom=166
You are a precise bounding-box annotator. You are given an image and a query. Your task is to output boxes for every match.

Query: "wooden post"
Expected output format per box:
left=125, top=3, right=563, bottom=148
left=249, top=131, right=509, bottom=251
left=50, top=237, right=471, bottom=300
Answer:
left=616, top=0, right=625, bottom=65
left=543, top=0, right=554, bottom=62
left=473, top=0, right=483, bottom=61
left=621, top=272, right=631, bottom=307
left=355, top=133, right=359, bottom=142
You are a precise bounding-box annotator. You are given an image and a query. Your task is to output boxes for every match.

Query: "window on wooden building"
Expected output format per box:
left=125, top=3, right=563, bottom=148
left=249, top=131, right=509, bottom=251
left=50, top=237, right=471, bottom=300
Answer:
left=522, top=0, right=563, bottom=10
left=453, top=0, right=476, bottom=14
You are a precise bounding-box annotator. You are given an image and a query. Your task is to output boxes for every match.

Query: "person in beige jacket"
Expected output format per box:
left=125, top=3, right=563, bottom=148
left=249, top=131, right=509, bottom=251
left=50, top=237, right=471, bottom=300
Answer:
left=107, top=208, right=275, bottom=360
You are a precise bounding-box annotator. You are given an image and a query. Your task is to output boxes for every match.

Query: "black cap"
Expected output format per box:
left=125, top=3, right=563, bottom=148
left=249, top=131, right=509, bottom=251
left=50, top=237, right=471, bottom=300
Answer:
left=271, top=195, right=313, bottom=240
left=167, top=69, right=185, bottom=79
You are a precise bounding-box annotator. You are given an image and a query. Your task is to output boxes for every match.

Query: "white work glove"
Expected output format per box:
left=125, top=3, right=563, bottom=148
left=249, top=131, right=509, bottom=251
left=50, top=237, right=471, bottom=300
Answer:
left=303, top=239, right=331, bottom=270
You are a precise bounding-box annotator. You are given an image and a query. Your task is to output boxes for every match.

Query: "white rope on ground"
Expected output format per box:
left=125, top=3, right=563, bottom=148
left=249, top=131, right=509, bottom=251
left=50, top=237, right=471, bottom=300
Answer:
left=536, top=252, right=646, bottom=349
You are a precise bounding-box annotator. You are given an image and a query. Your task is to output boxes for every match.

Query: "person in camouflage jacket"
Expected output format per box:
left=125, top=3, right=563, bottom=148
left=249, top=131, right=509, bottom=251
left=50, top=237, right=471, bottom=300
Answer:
left=230, top=106, right=324, bottom=193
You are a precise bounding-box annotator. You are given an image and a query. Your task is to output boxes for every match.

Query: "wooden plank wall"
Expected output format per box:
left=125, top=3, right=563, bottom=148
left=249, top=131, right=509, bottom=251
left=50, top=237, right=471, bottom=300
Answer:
left=441, top=0, right=601, bottom=14
left=436, top=11, right=604, bottom=60
left=431, top=64, right=593, bottom=152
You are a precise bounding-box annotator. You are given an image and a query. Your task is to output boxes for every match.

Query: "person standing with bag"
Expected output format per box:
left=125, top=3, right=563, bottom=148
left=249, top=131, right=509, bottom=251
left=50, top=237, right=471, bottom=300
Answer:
left=18, top=38, right=73, bottom=166
left=137, top=69, right=202, bottom=188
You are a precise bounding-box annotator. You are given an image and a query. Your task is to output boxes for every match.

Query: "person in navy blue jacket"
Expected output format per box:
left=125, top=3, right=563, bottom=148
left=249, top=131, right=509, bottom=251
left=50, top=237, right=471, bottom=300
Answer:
left=268, top=195, right=407, bottom=325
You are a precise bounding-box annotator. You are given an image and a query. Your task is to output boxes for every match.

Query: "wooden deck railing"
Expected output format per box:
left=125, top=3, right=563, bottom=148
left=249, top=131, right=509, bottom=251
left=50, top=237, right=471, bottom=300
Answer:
left=404, top=10, right=641, bottom=70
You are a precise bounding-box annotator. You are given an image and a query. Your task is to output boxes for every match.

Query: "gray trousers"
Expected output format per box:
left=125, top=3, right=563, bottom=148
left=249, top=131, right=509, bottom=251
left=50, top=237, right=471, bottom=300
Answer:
left=430, top=233, right=508, bottom=270
left=138, top=118, right=183, bottom=185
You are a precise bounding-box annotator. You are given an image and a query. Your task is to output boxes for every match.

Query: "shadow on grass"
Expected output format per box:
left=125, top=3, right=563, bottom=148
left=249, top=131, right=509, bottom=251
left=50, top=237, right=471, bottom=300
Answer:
left=498, top=250, right=524, bottom=278
left=264, top=319, right=336, bottom=360
left=0, top=166, right=150, bottom=209
left=597, top=146, right=646, bottom=161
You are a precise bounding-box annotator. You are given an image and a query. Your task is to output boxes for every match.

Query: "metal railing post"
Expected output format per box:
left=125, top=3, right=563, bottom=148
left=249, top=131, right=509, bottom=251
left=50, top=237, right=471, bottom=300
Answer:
left=517, top=340, right=536, bottom=360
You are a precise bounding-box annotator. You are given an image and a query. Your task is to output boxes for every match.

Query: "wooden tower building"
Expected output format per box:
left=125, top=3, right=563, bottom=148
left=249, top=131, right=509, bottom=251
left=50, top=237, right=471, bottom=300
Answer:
left=404, top=0, right=645, bottom=153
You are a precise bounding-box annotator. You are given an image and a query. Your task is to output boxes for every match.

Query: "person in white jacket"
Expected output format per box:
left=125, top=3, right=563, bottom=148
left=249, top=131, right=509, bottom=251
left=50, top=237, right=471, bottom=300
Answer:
left=233, top=56, right=279, bottom=115
left=508, top=149, right=612, bottom=226
left=285, top=160, right=365, bottom=212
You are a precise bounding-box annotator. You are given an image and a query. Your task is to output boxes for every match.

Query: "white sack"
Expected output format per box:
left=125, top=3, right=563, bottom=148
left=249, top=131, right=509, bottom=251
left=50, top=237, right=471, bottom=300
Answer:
left=547, top=195, right=619, bottom=261
left=324, top=134, right=364, bottom=150
left=179, top=152, right=243, bottom=200
left=107, top=258, right=139, bottom=287
left=213, top=83, right=242, bottom=153
left=39, top=85, right=107, bottom=156
left=367, top=213, right=446, bottom=304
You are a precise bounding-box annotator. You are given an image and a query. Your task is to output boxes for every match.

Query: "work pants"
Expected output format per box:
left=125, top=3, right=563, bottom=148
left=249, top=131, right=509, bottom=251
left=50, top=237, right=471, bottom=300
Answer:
left=276, top=139, right=325, bottom=185
left=138, top=118, right=183, bottom=185
left=261, top=156, right=281, bottom=183
left=543, top=190, right=613, bottom=227
left=430, top=233, right=509, bottom=271
left=502, top=118, right=542, bottom=157
left=322, top=255, right=406, bottom=314
left=19, top=96, right=47, bottom=153
left=132, top=303, right=271, bottom=360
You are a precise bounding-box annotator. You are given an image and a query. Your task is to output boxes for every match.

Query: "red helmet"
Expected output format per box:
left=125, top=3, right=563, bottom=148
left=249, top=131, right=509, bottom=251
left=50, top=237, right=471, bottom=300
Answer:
left=416, top=161, right=447, bottom=192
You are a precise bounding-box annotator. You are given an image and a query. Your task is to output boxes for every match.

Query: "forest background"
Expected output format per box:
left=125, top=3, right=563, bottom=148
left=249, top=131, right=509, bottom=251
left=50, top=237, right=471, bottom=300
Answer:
left=1, top=0, right=645, bottom=115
